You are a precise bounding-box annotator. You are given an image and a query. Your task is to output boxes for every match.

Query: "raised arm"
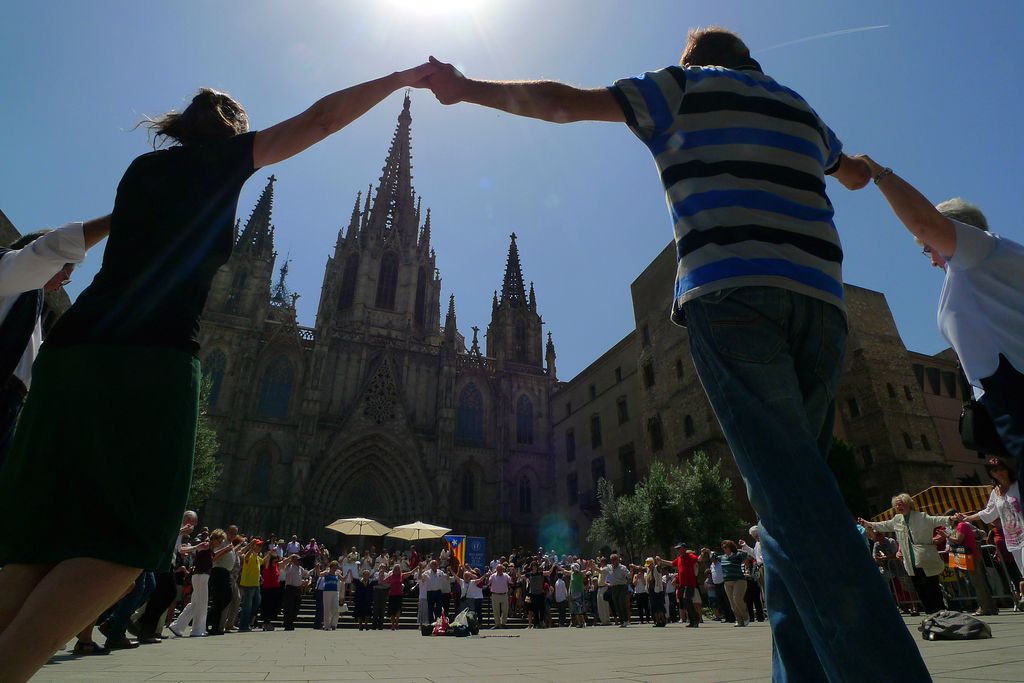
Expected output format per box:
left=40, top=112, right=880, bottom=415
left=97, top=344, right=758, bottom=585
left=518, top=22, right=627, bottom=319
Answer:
left=855, top=154, right=957, bottom=257
left=253, top=64, right=436, bottom=168
left=425, top=56, right=625, bottom=124
left=829, top=154, right=871, bottom=191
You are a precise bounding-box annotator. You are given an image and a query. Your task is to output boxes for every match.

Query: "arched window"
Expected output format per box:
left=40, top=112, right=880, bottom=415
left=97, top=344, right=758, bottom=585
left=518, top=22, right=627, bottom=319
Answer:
left=251, top=449, right=272, bottom=497
left=456, top=384, right=484, bottom=445
left=337, top=253, right=359, bottom=310
left=516, top=395, right=534, bottom=445
left=414, top=267, right=427, bottom=327
left=903, top=432, right=914, bottom=450
left=684, top=414, right=695, bottom=437
left=257, top=356, right=294, bottom=419
left=460, top=467, right=476, bottom=511
left=375, top=252, right=399, bottom=310
left=519, top=476, right=532, bottom=514
left=203, top=350, right=227, bottom=408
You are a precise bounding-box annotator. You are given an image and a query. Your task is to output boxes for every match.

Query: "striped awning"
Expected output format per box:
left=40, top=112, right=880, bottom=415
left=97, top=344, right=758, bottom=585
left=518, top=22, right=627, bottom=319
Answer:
left=871, top=485, right=992, bottom=522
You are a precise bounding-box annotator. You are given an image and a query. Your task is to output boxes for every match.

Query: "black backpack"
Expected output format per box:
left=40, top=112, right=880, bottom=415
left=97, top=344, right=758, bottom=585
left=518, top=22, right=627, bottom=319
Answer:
left=918, top=610, right=992, bottom=641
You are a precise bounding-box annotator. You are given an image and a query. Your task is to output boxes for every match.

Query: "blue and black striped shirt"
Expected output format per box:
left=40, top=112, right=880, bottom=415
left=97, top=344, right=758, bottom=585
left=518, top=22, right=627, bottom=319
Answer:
left=609, top=64, right=845, bottom=323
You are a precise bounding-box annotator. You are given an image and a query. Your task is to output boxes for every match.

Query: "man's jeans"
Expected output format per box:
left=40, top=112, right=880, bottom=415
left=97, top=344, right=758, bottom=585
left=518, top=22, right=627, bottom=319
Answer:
left=104, top=571, right=155, bottom=641
left=238, top=585, right=260, bottom=631
left=980, top=353, right=1024, bottom=477
left=427, top=590, right=443, bottom=622
left=683, top=287, right=931, bottom=683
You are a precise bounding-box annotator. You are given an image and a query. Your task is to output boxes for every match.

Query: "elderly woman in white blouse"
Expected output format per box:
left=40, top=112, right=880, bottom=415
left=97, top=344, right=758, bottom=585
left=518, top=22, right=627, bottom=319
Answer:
left=857, top=155, right=1024, bottom=478
left=861, top=494, right=958, bottom=615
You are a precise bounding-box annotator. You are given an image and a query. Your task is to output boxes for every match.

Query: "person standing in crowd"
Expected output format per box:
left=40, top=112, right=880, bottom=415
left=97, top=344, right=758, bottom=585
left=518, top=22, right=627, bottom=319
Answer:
left=207, top=530, right=236, bottom=635
left=719, top=540, right=754, bottom=627
left=603, top=554, right=630, bottom=628
left=237, top=539, right=263, bottom=632
left=170, top=530, right=220, bottom=638
left=281, top=555, right=309, bottom=631
left=0, top=62, right=438, bottom=680
left=743, top=549, right=765, bottom=623
left=0, top=217, right=110, bottom=461
left=286, top=536, right=301, bottom=557
left=371, top=567, right=389, bottom=631
left=553, top=570, right=568, bottom=627
left=416, top=566, right=430, bottom=628
left=525, top=561, right=546, bottom=628
left=385, top=563, right=415, bottom=631
left=135, top=512, right=196, bottom=640
left=319, top=560, right=343, bottom=631
left=423, top=560, right=445, bottom=623
left=644, top=558, right=667, bottom=628
left=964, top=456, right=1024, bottom=606
left=259, top=554, right=283, bottom=631
left=857, top=155, right=1024, bottom=479
left=658, top=543, right=699, bottom=627
left=352, top=569, right=376, bottom=631
left=423, top=24, right=936, bottom=680
left=569, top=563, right=586, bottom=628
left=631, top=563, right=649, bottom=625
left=462, top=569, right=485, bottom=619
left=861, top=494, right=959, bottom=614
left=948, top=509, right=997, bottom=616
left=486, top=563, right=511, bottom=628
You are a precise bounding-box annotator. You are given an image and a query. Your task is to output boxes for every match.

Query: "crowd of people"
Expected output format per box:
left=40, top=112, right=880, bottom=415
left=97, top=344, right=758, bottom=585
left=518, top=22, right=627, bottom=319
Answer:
left=0, top=21, right=1021, bottom=683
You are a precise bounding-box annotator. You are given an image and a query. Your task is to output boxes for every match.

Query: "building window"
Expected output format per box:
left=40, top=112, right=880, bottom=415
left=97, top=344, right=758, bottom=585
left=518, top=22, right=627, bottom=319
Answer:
left=566, top=429, right=576, bottom=462
left=256, top=356, right=294, bottom=419
left=614, top=367, right=622, bottom=383
left=374, top=251, right=399, bottom=310
left=903, top=432, right=914, bottom=449
left=514, top=319, right=528, bottom=362
left=337, top=254, right=359, bottom=310
left=203, top=350, right=227, bottom=408
left=250, top=449, right=272, bottom=496
left=904, top=385, right=913, bottom=401
left=642, top=324, right=651, bottom=346
left=642, top=361, right=655, bottom=389
left=847, top=397, right=861, bottom=418
left=590, top=414, right=602, bottom=448
left=860, top=445, right=874, bottom=466
left=616, top=396, right=629, bottom=424
left=456, top=384, right=485, bottom=445
left=519, top=476, right=532, bottom=514
left=516, top=394, right=534, bottom=445
left=886, top=383, right=897, bottom=399
left=912, top=363, right=924, bottom=390
left=565, top=401, right=572, bottom=418
left=649, top=416, right=665, bottom=451
left=567, top=473, right=578, bottom=505
left=684, top=414, right=695, bottom=438
left=941, top=371, right=957, bottom=398
left=620, top=445, right=637, bottom=494
left=414, top=267, right=427, bottom=327
left=591, top=456, right=606, bottom=486
left=675, top=358, right=684, bottom=380
left=460, top=467, right=476, bottom=511
left=589, top=384, right=597, bottom=400
left=920, top=434, right=931, bottom=451
left=926, top=367, right=941, bottom=395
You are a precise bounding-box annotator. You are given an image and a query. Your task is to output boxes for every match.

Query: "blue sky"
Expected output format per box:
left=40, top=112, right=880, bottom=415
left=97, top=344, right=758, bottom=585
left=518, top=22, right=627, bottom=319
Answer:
left=3, top=1, right=1022, bottom=377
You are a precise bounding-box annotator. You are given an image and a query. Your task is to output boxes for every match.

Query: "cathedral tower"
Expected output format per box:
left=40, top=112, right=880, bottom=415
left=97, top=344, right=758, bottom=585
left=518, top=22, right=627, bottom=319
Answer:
left=487, top=233, right=544, bottom=366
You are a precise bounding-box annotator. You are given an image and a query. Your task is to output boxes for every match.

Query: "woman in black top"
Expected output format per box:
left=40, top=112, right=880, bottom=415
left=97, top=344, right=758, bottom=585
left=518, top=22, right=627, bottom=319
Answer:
left=0, top=62, right=436, bottom=681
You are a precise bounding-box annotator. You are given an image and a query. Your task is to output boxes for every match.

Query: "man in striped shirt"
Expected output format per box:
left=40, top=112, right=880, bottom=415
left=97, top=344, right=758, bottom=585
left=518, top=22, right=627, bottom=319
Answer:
left=425, top=26, right=930, bottom=682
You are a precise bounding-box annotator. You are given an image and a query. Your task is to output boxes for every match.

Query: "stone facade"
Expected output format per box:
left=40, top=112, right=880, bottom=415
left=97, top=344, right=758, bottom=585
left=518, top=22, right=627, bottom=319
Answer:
left=553, top=242, right=981, bottom=555
left=199, top=97, right=557, bottom=550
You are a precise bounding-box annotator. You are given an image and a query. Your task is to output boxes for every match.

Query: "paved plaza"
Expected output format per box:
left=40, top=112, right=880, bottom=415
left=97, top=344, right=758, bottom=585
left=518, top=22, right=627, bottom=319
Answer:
left=36, top=613, right=1024, bottom=682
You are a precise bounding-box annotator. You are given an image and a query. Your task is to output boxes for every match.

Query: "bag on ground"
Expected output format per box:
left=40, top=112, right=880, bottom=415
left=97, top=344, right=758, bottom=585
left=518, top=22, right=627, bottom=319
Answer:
left=918, top=610, right=992, bottom=641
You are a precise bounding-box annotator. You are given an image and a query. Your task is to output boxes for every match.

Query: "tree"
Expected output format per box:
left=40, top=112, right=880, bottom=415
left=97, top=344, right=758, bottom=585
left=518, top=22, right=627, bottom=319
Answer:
left=636, top=461, right=686, bottom=557
left=188, top=377, right=223, bottom=509
left=827, top=436, right=870, bottom=518
left=676, top=450, right=747, bottom=548
left=586, top=478, right=649, bottom=563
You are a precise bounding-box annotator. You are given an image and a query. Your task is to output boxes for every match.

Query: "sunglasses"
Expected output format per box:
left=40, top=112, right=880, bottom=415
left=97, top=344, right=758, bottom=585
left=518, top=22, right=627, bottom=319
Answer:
left=921, top=245, right=932, bottom=255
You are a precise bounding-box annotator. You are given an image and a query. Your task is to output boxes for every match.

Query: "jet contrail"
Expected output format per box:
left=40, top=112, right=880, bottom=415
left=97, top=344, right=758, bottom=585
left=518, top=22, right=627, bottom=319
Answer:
left=754, top=25, right=890, bottom=54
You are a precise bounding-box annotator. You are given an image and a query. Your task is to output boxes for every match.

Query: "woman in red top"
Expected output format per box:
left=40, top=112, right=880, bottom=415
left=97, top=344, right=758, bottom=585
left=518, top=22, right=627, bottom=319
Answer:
left=386, top=564, right=415, bottom=631
left=260, top=555, right=283, bottom=631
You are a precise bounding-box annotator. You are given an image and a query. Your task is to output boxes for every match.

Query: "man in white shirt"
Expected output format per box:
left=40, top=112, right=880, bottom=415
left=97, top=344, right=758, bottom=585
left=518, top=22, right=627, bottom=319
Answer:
left=603, top=554, right=631, bottom=627
left=423, top=560, right=445, bottom=622
left=0, top=216, right=109, bottom=459
left=286, top=535, right=301, bottom=556
left=486, top=564, right=511, bottom=628
left=282, top=555, right=310, bottom=631
left=461, top=570, right=485, bottom=617
left=553, top=572, right=568, bottom=627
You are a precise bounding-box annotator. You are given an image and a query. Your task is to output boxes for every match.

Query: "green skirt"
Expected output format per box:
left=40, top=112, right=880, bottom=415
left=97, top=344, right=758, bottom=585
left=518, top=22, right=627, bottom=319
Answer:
left=0, top=345, right=200, bottom=570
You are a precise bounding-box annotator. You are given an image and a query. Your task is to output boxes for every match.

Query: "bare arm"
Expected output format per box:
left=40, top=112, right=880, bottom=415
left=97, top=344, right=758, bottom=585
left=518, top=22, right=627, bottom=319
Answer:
left=425, top=56, right=625, bottom=124
left=856, top=154, right=957, bottom=256
left=82, top=214, right=112, bottom=250
left=253, top=64, right=436, bottom=168
left=829, top=154, right=871, bottom=191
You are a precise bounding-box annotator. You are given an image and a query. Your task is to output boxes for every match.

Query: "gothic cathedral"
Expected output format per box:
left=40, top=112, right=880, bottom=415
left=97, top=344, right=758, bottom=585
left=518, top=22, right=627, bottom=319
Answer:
left=199, top=95, right=558, bottom=550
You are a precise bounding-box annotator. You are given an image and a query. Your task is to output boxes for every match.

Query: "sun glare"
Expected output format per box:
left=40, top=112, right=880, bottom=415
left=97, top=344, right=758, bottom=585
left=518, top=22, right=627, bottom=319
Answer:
left=386, top=0, right=484, bottom=15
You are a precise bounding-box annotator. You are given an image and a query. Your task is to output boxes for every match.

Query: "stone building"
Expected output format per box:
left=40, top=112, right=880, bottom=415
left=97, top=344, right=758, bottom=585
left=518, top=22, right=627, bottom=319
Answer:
left=553, top=242, right=982, bottom=555
left=198, top=97, right=558, bottom=550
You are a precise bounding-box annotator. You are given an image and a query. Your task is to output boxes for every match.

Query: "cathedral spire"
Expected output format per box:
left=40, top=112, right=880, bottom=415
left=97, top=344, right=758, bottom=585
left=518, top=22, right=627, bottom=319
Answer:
left=528, top=281, right=536, bottom=311
left=546, top=331, right=557, bottom=380
left=271, top=255, right=291, bottom=305
left=237, top=175, right=276, bottom=259
left=366, top=94, right=416, bottom=243
left=419, top=208, right=432, bottom=252
left=345, top=191, right=361, bottom=240
left=443, top=293, right=459, bottom=347
left=499, top=232, right=528, bottom=308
